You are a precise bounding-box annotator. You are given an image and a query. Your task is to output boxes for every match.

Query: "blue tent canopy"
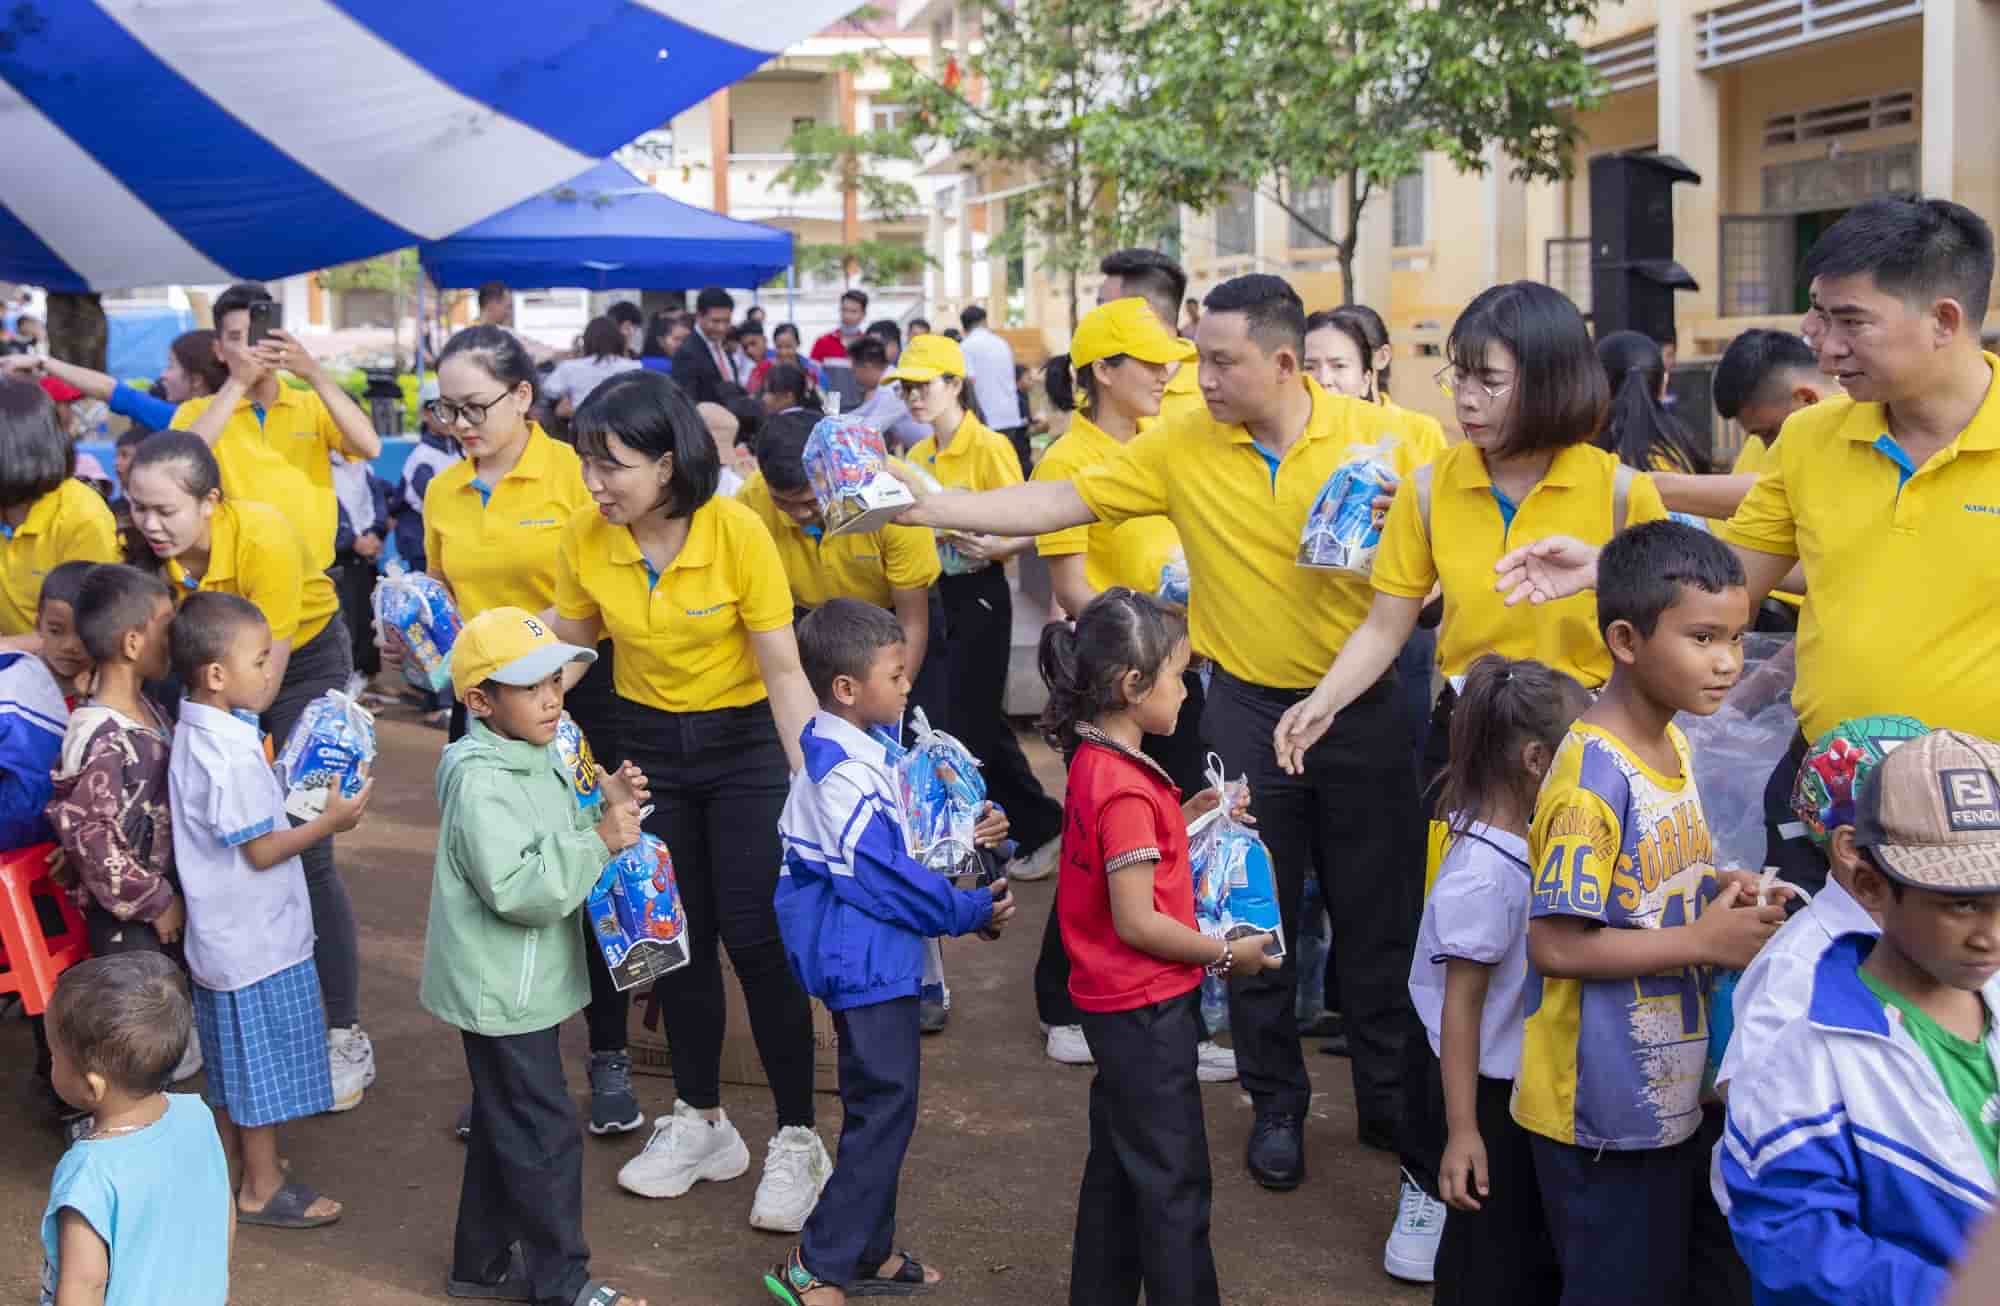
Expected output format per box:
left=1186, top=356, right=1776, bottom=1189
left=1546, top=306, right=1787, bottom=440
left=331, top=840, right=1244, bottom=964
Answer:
left=419, top=161, right=792, bottom=291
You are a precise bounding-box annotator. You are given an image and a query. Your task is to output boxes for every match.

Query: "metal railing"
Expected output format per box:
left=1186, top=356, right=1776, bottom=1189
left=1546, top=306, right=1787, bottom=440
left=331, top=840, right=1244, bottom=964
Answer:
left=1545, top=237, right=1592, bottom=315
left=1696, top=0, right=1924, bottom=70
left=1719, top=215, right=1799, bottom=317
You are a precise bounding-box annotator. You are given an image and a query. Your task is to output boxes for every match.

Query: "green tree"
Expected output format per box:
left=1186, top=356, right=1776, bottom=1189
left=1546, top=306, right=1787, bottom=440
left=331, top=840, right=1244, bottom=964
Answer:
left=771, top=121, right=932, bottom=287
left=1133, top=0, right=1604, bottom=303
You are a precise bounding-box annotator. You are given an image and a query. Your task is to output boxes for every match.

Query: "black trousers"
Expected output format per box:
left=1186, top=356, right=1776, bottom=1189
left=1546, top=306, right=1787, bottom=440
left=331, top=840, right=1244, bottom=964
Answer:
left=1763, top=729, right=1828, bottom=899
left=801, top=998, right=921, bottom=1287
left=618, top=697, right=815, bottom=1127
left=330, top=553, right=381, bottom=678
left=937, top=568, right=1061, bottom=853
left=1071, top=991, right=1220, bottom=1306
left=263, top=615, right=360, bottom=1028
left=1415, top=1054, right=1559, bottom=1306
left=905, top=589, right=954, bottom=741
left=452, top=645, right=630, bottom=1053
left=455, top=1027, right=591, bottom=1306
left=1202, top=669, right=1420, bottom=1131
left=1530, top=1105, right=1749, bottom=1306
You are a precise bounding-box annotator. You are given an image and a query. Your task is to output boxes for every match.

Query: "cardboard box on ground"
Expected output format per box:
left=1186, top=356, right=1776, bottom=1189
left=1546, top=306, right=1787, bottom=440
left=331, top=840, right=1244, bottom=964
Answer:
left=628, top=950, right=840, bottom=1094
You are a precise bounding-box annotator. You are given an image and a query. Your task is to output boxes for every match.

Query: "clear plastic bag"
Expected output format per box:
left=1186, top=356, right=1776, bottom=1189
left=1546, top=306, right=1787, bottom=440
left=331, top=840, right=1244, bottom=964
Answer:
left=1297, top=437, right=1400, bottom=574
left=1157, top=553, right=1190, bottom=608
left=372, top=564, right=461, bottom=692
left=586, top=833, right=691, bottom=991
left=896, top=707, right=987, bottom=878
left=1187, top=753, right=1284, bottom=957
left=276, top=690, right=376, bottom=821
left=804, top=414, right=915, bottom=536
left=1678, top=634, right=1798, bottom=872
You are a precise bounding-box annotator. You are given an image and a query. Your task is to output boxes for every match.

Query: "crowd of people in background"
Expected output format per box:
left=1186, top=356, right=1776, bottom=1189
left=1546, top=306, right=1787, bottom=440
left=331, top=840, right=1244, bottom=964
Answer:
left=8, top=189, right=2000, bottom=1306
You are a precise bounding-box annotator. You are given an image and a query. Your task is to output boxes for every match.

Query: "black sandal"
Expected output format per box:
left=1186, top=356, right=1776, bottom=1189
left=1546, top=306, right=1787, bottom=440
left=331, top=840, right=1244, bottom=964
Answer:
left=572, top=1281, right=643, bottom=1306
left=763, top=1247, right=837, bottom=1304
left=849, top=1249, right=938, bottom=1297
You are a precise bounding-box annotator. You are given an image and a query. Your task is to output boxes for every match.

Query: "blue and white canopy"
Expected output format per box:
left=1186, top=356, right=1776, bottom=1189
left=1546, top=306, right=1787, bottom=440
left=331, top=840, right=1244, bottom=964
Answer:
left=0, top=1, right=852, bottom=292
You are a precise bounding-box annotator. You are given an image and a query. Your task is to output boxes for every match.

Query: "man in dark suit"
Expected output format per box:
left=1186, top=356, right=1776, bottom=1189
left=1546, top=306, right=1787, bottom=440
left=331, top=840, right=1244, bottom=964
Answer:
left=671, top=286, right=740, bottom=406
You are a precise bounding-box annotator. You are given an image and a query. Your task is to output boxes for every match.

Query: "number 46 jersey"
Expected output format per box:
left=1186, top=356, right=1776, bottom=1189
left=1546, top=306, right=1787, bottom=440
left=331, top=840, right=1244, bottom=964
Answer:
left=1512, top=722, right=1721, bottom=1150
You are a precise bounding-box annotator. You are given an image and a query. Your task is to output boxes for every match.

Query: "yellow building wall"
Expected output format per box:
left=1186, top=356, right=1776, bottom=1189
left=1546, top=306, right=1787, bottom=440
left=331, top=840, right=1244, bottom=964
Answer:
left=1563, top=88, right=1663, bottom=234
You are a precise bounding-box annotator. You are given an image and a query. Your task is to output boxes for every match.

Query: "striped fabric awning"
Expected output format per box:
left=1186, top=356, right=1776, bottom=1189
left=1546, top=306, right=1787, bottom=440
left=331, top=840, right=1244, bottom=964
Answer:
left=0, top=1, right=853, bottom=292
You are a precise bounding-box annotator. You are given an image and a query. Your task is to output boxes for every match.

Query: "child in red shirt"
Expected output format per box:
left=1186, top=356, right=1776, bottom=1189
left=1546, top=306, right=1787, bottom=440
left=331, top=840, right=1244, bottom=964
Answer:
left=1038, top=589, right=1280, bottom=1306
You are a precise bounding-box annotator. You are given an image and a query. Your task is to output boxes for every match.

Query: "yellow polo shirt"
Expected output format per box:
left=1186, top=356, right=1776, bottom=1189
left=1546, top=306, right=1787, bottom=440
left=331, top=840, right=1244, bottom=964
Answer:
left=1033, top=413, right=1184, bottom=597
left=736, top=474, right=940, bottom=611
left=1729, top=436, right=1801, bottom=610
left=164, top=500, right=337, bottom=647
left=173, top=388, right=342, bottom=570
left=1383, top=398, right=1448, bottom=454
left=905, top=412, right=1023, bottom=495
left=1073, top=379, right=1442, bottom=689
left=1159, top=361, right=1205, bottom=428
left=424, top=425, right=591, bottom=618
left=555, top=495, right=794, bottom=713
left=1373, top=442, right=1668, bottom=686
left=0, top=480, right=120, bottom=635
left=1718, top=355, right=2000, bottom=740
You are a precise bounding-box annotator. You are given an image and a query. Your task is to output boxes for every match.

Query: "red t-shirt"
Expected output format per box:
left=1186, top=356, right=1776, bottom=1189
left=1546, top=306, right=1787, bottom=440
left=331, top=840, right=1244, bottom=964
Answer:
left=811, top=329, right=854, bottom=364
left=1057, top=736, right=1204, bottom=1013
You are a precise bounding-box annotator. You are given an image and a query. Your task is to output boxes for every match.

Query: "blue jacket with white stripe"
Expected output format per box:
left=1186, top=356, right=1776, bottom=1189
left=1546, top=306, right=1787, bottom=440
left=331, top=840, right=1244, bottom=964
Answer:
left=775, top=711, right=995, bottom=1011
left=1719, top=932, right=1997, bottom=1306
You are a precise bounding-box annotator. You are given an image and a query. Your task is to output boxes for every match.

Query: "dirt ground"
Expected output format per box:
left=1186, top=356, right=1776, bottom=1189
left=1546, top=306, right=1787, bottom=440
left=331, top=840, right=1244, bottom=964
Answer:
left=1, top=710, right=1430, bottom=1306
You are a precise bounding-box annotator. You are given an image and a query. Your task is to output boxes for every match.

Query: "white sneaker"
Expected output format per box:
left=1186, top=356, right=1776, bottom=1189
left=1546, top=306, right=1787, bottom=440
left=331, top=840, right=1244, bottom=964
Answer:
left=1383, top=1170, right=1447, bottom=1283
left=749, top=1125, right=833, bottom=1233
left=1195, top=1039, right=1237, bottom=1083
left=326, top=1024, right=373, bottom=1112
left=171, top=1033, right=203, bottom=1084
left=617, top=1100, right=752, bottom=1199
left=1005, top=836, right=1061, bottom=883
left=1045, top=1024, right=1094, bottom=1065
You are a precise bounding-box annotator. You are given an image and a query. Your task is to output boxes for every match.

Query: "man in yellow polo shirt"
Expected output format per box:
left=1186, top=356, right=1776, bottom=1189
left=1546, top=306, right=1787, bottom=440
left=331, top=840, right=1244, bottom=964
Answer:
left=178, top=283, right=382, bottom=572
left=1098, top=247, right=1204, bottom=426
left=1497, top=195, right=2000, bottom=896
left=898, top=273, right=1441, bottom=1188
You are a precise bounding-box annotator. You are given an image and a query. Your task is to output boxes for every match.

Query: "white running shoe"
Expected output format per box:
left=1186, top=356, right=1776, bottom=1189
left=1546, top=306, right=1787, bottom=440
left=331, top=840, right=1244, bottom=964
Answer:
left=171, top=1032, right=203, bottom=1084
left=749, top=1125, right=833, bottom=1233
left=1045, top=1024, right=1094, bottom=1065
left=617, top=1100, right=752, bottom=1199
left=1195, top=1040, right=1237, bottom=1083
left=326, top=1025, right=373, bottom=1112
left=1383, top=1170, right=1448, bottom=1283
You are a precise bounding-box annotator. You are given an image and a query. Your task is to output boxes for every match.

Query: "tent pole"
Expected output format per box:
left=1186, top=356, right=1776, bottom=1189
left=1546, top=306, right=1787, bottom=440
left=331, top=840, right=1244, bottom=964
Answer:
left=786, top=263, right=796, bottom=320
left=416, top=272, right=427, bottom=407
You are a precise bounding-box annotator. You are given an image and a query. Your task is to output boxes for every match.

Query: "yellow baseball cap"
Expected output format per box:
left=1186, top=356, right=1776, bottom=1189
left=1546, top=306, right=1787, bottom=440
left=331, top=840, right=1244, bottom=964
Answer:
left=449, top=606, right=596, bottom=696
left=1071, top=297, right=1198, bottom=369
left=883, top=332, right=967, bottom=385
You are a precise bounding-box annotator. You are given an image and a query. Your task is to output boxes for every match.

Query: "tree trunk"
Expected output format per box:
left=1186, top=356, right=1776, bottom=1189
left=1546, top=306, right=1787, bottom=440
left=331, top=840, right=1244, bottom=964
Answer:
left=46, top=293, right=108, bottom=370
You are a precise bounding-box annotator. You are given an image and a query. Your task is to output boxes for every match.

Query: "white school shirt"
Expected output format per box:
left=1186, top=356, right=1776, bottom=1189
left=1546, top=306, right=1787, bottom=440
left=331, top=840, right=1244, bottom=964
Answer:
left=1408, top=821, right=1533, bottom=1080
left=168, top=702, right=315, bottom=992
left=1714, top=874, right=1878, bottom=1095
left=960, top=327, right=1023, bottom=429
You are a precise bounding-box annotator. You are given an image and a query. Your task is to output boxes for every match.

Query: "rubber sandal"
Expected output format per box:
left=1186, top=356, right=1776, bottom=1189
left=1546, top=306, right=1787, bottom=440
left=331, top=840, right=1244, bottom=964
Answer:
left=849, top=1249, right=938, bottom=1297
left=445, top=1245, right=530, bottom=1301
left=572, top=1281, right=642, bottom=1306
left=763, top=1247, right=837, bottom=1305
left=237, top=1181, right=341, bottom=1230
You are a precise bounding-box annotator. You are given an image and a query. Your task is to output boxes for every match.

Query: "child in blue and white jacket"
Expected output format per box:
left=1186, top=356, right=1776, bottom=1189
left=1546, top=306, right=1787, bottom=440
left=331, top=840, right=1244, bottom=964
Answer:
left=1720, top=730, right=2000, bottom=1306
left=768, top=599, right=1016, bottom=1306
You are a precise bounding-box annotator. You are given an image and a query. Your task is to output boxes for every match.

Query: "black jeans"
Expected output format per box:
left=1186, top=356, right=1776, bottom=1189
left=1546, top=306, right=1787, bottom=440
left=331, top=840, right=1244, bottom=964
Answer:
left=1072, top=991, right=1220, bottom=1306
left=263, top=614, right=359, bottom=1028
left=801, top=998, right=922, bottom=1287
left=330, top=553, right=380, bottom=678
left=618, top=697, right=815, bottom=1127
left=456, top=1026, right=590, bottom=1306
left=1202, top=669, right=1420, bottom=1132
left=937, top=568, right=1061, bottom=853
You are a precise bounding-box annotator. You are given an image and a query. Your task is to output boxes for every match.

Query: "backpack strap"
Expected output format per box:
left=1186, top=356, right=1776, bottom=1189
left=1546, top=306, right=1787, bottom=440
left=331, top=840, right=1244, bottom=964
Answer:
left=1612, top=464, right=1635, bottom=534
left=1413, top=463, right=1436, bottom=543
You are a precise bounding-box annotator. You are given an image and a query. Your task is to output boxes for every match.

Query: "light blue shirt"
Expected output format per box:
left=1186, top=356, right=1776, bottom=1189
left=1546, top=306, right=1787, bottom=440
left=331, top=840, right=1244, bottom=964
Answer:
left=41, top=1094, right=230, bottom=1306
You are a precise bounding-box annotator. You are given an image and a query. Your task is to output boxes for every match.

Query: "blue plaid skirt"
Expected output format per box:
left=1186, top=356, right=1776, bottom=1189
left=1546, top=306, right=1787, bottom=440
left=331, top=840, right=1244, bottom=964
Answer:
left=192, top=958, right=334, bottom=1127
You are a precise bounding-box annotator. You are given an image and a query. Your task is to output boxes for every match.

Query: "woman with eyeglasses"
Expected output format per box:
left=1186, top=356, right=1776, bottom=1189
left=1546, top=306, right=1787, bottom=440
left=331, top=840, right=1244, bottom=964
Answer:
left=1272, top=281, right=1669, bottom=1285
left=386, top=324, right=647, bottom=1140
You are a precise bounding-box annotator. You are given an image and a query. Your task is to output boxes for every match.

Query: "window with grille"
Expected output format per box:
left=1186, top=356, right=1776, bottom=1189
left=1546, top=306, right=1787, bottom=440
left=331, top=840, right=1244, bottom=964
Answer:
left=1391, top=172, right=1426, bottom=248
left=1289, top=178, right=1336, bottom=248
left=1764, top=91, right=1915, bottom=147
left=1545, top=238, right=1592, bottom=315
left=871, top=104, right=909, bottom=134
left=1720, top=216, right=1798, bottom=317
left=1761, top=144, right=1919, bottom=213
left=1215, top=187, right=1256, bottom=257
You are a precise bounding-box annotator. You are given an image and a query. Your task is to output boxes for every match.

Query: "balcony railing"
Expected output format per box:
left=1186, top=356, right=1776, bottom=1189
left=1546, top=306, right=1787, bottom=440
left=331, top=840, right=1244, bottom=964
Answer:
left=1696, top=0, right=1924, bottom=70
left=1584, top=29, right=1659, bottom=93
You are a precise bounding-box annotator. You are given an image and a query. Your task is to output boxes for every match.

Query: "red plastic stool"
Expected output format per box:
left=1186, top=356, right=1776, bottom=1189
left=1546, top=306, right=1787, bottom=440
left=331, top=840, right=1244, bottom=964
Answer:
left=0, top=843, right=89, bottom=1015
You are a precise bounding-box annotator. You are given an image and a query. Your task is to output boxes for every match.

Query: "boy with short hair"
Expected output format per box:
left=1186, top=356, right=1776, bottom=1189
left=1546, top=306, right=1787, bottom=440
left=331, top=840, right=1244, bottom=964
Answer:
left=1514, top=521, right=1787, bottom=1306
left=40, top=952, right=231, bottom=1306
left=765, top=597, right=1016, bottom=1305
left=35, top=559, right=98, bottom=705
left=422, top=606, right=651, bottom=1306
left=1721, top=730, right=2000, bottom=1305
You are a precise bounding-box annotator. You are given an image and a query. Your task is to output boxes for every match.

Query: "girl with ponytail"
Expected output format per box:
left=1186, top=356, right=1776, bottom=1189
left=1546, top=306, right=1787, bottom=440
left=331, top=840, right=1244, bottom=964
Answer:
left=1596, top=330, right=1712, bottom=475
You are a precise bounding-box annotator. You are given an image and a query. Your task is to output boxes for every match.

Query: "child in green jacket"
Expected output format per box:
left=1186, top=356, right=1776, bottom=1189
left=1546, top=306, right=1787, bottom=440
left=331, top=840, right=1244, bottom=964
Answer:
left=419, top=607, right=650, bottom=1306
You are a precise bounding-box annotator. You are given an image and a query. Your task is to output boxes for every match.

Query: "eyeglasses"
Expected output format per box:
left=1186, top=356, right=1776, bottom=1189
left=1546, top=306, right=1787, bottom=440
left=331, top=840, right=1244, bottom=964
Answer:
left=1434, top=365, right=1515, bottom=402
left=425, top=390, right=512, bottom=427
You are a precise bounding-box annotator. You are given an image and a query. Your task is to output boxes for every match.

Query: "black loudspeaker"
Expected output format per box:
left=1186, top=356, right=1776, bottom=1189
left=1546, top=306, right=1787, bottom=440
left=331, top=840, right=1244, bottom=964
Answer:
left=1588, top=153, right=1702, bottom=339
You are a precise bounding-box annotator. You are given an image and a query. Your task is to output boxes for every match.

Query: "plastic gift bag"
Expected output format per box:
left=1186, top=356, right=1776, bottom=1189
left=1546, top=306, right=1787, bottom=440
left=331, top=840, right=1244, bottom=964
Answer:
left=896, top=708, right=987, bottom=879
left=276, top=690, right=376, bottom=821
left=804, top=414, right=915, bottom=537
left=586, top=834, right=691, bottom=991
left=1297, top=438, right=1400, bottom=574
left=1157, top=553, right=1190, bottom=608
left=1678, top=634, right=1799, bottom=872
left=553, top=713, right=603, bottom=817
left=372, top=565, right=461, bottom=692
left=1187, top=754, right=1285, bottom=959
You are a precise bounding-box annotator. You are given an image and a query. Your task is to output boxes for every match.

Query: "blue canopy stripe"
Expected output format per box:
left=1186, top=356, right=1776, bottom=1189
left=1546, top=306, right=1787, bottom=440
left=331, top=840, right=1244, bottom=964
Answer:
left=0, top=0, right=852, bottom=292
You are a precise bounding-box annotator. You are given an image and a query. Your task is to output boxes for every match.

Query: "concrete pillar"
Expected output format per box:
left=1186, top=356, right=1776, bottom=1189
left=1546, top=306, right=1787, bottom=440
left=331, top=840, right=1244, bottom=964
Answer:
left=708, top=89, right=730, bottom=216
left=1655, top=8, right=1722, bottom=324
left=1924, top=0, right=2000, bottom=321
left=1485, top=147, right=1531, bottom=285
left=837, top=68, right=860, bottom=260
left=1351, top=175, right=1393, bottom=308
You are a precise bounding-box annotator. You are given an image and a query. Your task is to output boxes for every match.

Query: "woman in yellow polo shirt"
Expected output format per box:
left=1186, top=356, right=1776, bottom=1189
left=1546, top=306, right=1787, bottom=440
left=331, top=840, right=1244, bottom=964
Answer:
left=548, top=370, right=829, bottom=1229
left=0, top=380, right=119, bottom=638
left=891, top=333, right=1064, bottom=873
left=124, top=431, right=375, bottom=1104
